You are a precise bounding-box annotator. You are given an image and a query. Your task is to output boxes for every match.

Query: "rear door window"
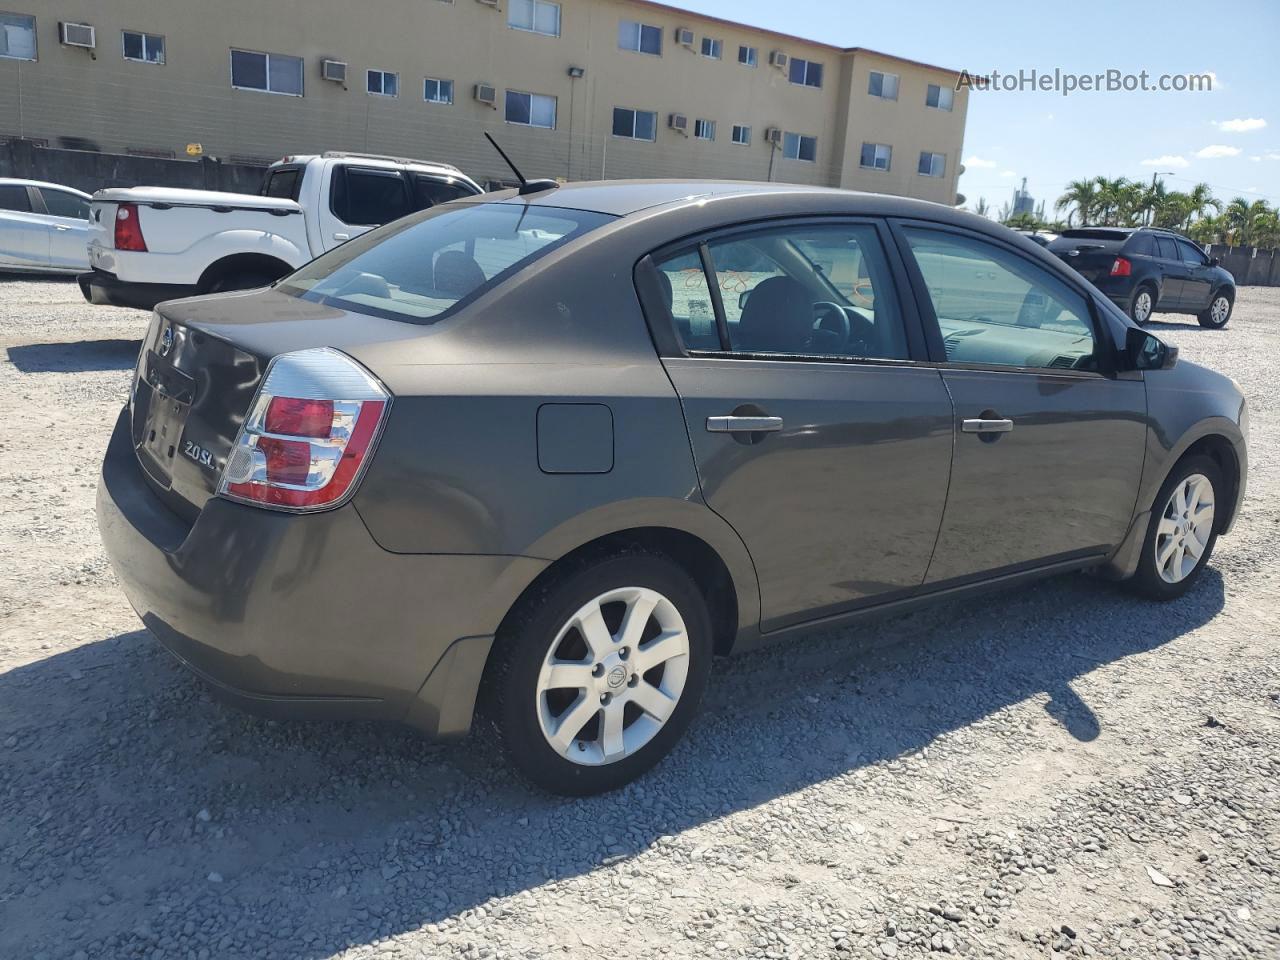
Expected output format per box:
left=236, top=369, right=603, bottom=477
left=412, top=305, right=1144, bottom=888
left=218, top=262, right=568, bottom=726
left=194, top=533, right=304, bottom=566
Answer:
left=1155, top=236, right=1179, bottom=260
left=262, top=167, right=302, bottom=199
left=38, top=189, right=91, bottom=219
left=0, top=184, right=32, bottom=212
left=330, top=167, right=411, bottom=226
left=410, top=175, right=476, bottom=210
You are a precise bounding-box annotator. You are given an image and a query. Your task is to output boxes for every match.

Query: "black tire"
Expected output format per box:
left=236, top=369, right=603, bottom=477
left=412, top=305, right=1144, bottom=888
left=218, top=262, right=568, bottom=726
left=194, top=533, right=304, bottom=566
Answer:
left=483, top=551, right=713, bottom=796
left=1128, top=283, right=1157, bottom=325
left=208, top=271, right=279, bottom=294
left=1127, top=455, right=1223, bottom=600
left=1198, top=289, right=1233, bottom=329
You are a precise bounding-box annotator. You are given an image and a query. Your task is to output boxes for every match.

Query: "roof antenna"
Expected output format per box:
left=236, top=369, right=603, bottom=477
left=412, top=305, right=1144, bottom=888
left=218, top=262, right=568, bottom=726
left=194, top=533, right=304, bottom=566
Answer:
left=484, top=133, right=559, bottom=196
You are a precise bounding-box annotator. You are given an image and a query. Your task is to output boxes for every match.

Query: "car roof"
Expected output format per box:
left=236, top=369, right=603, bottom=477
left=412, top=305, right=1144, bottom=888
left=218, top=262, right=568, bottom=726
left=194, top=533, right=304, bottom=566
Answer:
left=0, top=177, right=92, bottom=199
left=482, top=179, right=955, bottom=219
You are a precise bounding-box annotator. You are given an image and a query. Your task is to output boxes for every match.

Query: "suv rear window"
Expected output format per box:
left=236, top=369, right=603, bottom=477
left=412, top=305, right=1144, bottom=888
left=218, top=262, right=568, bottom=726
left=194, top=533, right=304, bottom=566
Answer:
left=1059, top=229, right=1130, bottom=240
left=279, top=202, right=614, bottom=323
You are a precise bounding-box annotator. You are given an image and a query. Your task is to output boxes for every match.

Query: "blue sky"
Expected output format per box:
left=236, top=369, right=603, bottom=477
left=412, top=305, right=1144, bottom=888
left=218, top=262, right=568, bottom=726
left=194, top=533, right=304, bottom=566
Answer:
left=678, top=0, right=1280, bottom=213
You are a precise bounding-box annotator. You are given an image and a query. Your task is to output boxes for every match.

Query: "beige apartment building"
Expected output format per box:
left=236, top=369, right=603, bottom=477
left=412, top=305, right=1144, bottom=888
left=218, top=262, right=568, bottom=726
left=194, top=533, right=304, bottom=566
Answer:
left=0, top=0, right=968, bottom=201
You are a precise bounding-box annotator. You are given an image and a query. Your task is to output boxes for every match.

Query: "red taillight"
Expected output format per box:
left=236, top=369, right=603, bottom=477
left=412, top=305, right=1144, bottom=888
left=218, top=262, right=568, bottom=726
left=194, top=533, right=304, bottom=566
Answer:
left=265, top=396, right=334, bottom=438
left=219, top=349, right=390, bottom=512
left=114, top=203, right=148, bottom=252
left=1110, top=256, right=1132, bottom=277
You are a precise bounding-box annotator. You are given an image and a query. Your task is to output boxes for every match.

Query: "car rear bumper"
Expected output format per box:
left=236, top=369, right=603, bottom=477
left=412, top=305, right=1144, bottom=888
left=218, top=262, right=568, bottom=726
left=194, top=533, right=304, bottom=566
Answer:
left=79, top=269, right=197, bottom=310
left=97, top=405, right=546, bottom=737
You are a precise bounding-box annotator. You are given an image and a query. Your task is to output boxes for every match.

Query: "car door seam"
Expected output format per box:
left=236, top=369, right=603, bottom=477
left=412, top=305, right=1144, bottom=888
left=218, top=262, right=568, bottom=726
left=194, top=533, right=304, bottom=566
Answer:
left=918, top=366, right=956, bottom=587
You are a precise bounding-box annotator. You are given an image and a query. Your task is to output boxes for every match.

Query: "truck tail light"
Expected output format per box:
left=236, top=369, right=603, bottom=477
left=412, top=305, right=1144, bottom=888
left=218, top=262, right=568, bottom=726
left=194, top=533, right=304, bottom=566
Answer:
left=218, top=348, right=390, bottom=512
left=115, top=203, right=148, bottom=252
left=1110, top=256, right=1132, bottom=277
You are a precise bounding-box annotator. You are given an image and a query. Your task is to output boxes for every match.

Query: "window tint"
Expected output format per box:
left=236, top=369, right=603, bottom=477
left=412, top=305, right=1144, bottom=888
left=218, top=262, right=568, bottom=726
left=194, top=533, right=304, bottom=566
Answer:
left=40, top=189, right=90, bottom=219
left=123, top=30, right=165, bottom=64
left=411, top=176, right=475, bottom=210
left=903, top=228, right=1097, bottom=371
left=1176, top=238, right=1207, bottom=264
left=868, top=71, right=899, bottom=99
left=0, top=12, right=36, bottom=61
left=332, top=168, right=409, bottom=226
left=654, top=251, right=720, bottom=351
left=280, top=205, right=613, bottom=324
left=1126, top=233, right=1154, bottom=256
left=263, top=168, right=301, bottom=199
left=0, top=184, right=32, bottom=212
left=679, top=223, right=908, bottom=359
left=1155, top=236, right=1179, bottom=260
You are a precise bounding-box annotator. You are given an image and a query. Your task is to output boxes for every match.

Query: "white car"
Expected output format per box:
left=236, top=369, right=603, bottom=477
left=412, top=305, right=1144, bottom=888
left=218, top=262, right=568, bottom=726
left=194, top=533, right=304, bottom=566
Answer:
left=0, top=178, right=92, bottom=275
left=79, top=152, right=483, bottom=309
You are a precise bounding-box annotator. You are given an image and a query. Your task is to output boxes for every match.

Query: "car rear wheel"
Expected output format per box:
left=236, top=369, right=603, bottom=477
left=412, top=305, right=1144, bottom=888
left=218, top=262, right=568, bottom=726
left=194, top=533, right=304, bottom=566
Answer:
left=1128, top=284, right=1156, bottom=325
left=484, top=552, right=712, bottom=795
left=1128, top=455, right=1222, bottom=600
left=1198, top=291, right=1233, bottom=329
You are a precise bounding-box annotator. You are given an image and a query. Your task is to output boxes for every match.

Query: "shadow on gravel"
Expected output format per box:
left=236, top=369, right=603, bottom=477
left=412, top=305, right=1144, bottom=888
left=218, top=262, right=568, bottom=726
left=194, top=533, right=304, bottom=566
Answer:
left=6, top=339, right=141, bottom=373
left=0, top=569, right=1225, bottom=958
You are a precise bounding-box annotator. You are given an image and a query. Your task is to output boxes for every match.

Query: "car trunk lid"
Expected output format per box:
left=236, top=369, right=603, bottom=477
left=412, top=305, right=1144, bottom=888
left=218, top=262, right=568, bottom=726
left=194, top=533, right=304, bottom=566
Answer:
left=1047, top=230, right=1129, bottom=283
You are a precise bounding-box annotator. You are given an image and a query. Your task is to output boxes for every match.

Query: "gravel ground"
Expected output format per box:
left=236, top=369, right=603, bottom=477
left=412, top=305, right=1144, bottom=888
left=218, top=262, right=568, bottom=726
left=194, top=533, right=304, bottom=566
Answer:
left=0, top=277, right=1277, bottom=960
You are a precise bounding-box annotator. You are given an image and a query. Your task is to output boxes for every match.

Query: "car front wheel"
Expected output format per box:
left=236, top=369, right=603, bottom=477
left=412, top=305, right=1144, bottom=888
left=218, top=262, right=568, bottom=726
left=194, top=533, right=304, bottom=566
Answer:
left=1128, top=455, right=1222, bottom=600
left=485, top=552, right=712, bottom=795
left=1198, top=291, right=1233, bottom=329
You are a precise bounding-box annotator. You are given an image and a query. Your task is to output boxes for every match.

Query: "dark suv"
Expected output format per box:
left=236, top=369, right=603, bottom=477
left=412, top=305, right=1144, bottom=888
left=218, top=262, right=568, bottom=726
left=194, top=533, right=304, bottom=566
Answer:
left=1048, top=228, right=1235, bottom=328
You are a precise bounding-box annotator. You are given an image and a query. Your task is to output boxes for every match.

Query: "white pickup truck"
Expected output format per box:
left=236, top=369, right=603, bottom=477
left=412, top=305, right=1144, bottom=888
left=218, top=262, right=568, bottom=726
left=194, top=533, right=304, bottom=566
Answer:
left=79, top=152, right=483, bottom=309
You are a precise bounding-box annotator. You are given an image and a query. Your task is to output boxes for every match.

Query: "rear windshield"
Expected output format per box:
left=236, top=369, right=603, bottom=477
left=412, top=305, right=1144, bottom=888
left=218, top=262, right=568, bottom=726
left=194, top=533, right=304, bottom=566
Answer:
left=278, top=202, right=614, bottom=323
left=1058, top=229, right=1130, bottom=240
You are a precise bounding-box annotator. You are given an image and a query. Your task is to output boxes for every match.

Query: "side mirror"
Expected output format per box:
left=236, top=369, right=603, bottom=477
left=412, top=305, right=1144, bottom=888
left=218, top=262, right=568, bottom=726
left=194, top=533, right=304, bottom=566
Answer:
left=1125, top=326, right=1178, bottom=371
left=1209, top=256, right=1220, bottom=267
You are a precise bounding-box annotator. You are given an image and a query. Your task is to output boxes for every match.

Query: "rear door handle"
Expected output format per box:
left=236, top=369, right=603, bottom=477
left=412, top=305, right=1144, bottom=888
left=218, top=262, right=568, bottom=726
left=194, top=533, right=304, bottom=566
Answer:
left=961, top=418, right=1014, bottom=434
left=333, top=232, right=350, bottom=241
left=707, top=415, right=784, bottom=433
left=54, top=224, right=70, bottom=231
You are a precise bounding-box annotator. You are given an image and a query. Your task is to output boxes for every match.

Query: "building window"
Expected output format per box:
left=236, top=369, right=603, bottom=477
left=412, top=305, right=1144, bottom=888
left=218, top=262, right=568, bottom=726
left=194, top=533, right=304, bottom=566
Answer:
left=505, top=90, right=556, bottom=128
left=868, top=71, right=899, bottom=100
left=424, top=77, right=454, bottom=104
left=783, top=132, right=817, bottom=162
left=231, top=49, right=304, bottom=96
left=738, top=45, right=757, bottom=67
left=926, top=83, right=953, bottom=111
left=918, top=152, right=946, bottom=177
left=694, top=118, right=715, bottom=140
left=0, top=12, right=36, bottom=60
left=618, top=20, right=661, bottom=55
left=788, top=57, right=823, bottom=88
left=367, top=69, right=399, bottom=97
left=731, top=124, right=751, bottom=145
left=700, top=37, right=722, bottom=59
left=509, top=0, right=560, bottom=37
left=122, top=30, right=164, bottom=64
left=860, top=142, right=892, bottom=170
left=612, top=106, right=657, bottom=141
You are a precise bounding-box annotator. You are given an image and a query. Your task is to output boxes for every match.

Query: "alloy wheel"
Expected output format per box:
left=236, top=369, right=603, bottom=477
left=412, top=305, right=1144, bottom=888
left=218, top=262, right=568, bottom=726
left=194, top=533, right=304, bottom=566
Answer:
left=535, top=586, right=690, bottom=766
left=1133, top=290, right=1153, bottom=323
left=1210, top=296, right=1230, bottom=325
left=1155, top=473, right=1215, bottom=584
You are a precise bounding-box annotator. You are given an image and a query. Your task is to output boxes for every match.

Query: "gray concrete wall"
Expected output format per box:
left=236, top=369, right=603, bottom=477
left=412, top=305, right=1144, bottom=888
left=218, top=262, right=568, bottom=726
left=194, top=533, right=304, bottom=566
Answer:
left=1207, top=244, right=1278, bottom=287
left=0, top=139, right=266, bottom=195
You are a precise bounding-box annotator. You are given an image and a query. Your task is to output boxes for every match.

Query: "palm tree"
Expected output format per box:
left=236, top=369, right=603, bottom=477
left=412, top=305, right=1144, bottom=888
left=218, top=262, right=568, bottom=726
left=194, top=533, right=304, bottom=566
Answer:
left=972, top=196, right=990, bottom=218
left=1253, top=208, right=1280, bottom=249
left=1184, top=182, right=1220, bottom=228
left=1055, top=179, right=1099, bottom=226
left=1188, top=214, right=1226, bottom=246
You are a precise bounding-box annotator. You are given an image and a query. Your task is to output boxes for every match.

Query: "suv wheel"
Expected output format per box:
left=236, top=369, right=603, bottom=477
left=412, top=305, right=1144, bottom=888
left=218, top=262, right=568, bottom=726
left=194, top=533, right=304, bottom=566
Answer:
left=1129, top=284, right=1156, bottom=325
left=1198, top=291, right=1233, bottom=329
left=1128, top=455, right=1222, bottom=600
left=485, top=552, right=712, bottom=795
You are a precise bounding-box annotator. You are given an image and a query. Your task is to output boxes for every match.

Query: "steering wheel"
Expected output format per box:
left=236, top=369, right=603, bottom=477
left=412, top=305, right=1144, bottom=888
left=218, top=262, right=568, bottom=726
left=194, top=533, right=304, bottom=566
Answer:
left=811, top=301, right=850, bottom=351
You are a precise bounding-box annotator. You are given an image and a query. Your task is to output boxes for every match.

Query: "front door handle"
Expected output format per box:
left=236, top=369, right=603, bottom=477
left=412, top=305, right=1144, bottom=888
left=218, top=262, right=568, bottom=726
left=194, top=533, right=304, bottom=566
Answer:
left=54, top=224, right=70, bottom=231
left=961, top=418, right=1014, bottom=434
left=707, top=415, right=784, bottom=433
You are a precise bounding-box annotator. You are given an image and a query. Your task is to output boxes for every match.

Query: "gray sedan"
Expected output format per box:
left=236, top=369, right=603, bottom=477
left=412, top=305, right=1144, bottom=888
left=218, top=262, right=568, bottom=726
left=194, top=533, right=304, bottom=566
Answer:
left=97, top=181, right=1247, bottom=794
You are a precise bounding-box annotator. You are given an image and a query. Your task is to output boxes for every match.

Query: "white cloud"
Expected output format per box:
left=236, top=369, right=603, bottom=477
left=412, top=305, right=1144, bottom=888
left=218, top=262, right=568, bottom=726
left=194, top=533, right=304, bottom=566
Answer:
left=1046, top=113, right=1055, bottom=121
left=1251, top=155, right=1262, bottom=162
left=1212, top=117, right=1265, bottom=133
left=1245, top=187, right=1260, bottom=194
left=1141, top=155, right=1190, bottom=168
left=1195, top=144, right=1242, bottom=158
left=963, top=155, right=997, bottom=169
left=1269, top=153, right=1280, bottom=160
left=1201, top=71, right=1225, bottom=91
left=999, top=170, right=1017, bottom=178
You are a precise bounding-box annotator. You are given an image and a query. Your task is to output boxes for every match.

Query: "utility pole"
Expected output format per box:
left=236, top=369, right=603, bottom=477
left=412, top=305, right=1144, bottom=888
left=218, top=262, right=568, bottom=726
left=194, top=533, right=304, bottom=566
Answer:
left=1149, top=170, right=1173, bottom=226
